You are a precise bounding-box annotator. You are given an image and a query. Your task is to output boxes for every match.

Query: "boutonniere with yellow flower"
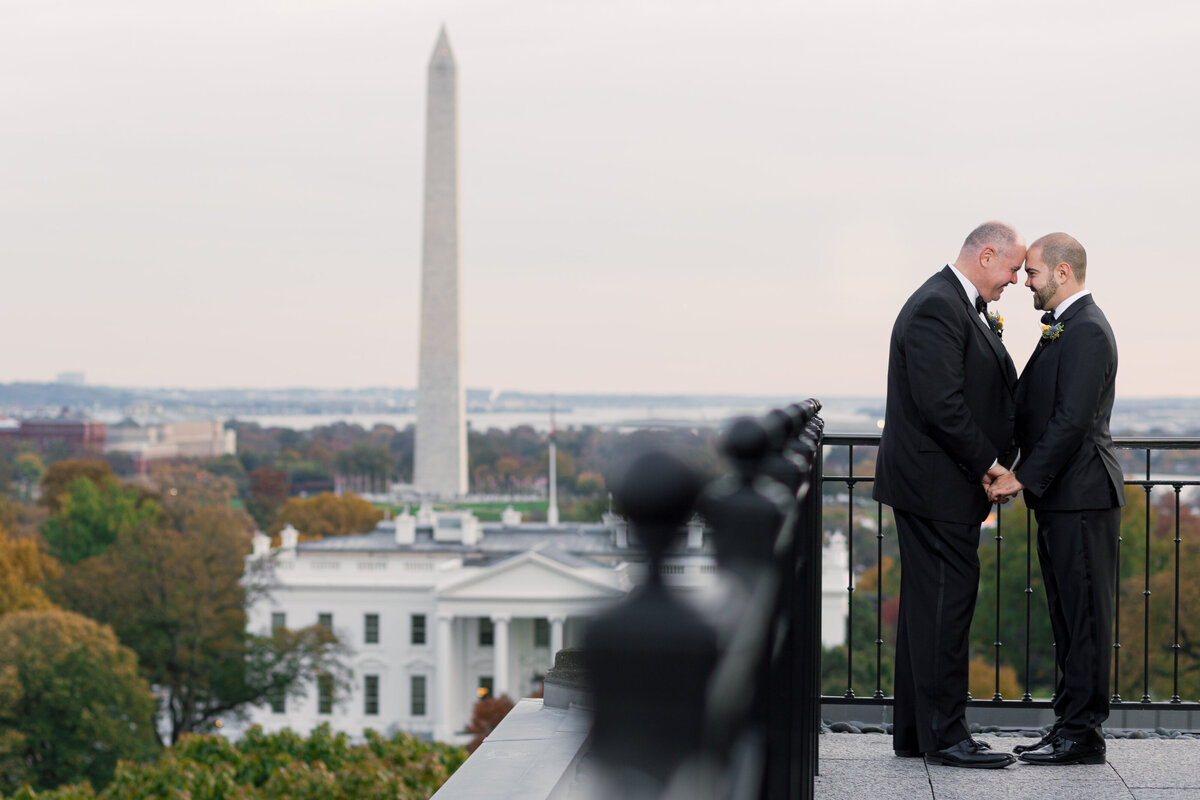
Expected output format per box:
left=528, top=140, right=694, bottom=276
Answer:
left=987, top=312, right=1003, bottom=339
left=1041, top=322, right=1065, bottom=341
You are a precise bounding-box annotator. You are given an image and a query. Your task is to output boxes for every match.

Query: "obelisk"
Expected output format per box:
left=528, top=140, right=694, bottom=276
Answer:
left=414, top=27, right=467, bottom=497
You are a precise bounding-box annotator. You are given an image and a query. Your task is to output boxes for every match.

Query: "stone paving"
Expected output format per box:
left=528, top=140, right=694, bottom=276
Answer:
left=818, top=732, right=1200, bottom=800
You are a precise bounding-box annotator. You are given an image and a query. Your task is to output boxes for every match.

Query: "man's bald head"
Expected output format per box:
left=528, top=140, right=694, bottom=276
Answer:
left=1029, top=232, right=1087, bottom=284
left=960, top=221, right=1023, bottom=260
left=954, top=220, right=1025, bottom=303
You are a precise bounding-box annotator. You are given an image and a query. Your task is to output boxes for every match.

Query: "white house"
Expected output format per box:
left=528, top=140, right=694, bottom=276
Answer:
left=241, top=510, right=851, bottom=743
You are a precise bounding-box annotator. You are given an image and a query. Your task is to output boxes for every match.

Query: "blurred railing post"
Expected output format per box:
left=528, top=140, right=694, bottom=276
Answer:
left=583, top=399, right=824, bottom=800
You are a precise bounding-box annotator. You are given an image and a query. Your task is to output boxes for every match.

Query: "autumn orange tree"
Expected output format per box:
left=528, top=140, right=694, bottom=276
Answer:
left=465, top=695, right=516, bottom=753
left=269, top=491, right=383, bottom=540
left=0, top=527, right=56, bottom=615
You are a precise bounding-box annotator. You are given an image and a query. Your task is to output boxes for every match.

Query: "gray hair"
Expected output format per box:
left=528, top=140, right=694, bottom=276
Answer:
left=962, top=221, right=1021, bottom=256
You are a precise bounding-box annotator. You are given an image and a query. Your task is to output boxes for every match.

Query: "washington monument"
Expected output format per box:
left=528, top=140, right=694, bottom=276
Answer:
left=414, top=27, right=467, bottom=497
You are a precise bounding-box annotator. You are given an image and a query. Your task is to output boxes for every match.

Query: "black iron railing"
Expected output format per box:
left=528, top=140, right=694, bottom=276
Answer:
left=821, top=434, right=1200, bottom=713
left=585, top=401, right=824, bottom=800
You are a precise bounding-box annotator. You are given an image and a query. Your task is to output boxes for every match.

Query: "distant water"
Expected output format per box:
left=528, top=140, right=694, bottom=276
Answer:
left=234, top=396, right=1200, bottom=436
left=237, top=398, right=886, bottom=434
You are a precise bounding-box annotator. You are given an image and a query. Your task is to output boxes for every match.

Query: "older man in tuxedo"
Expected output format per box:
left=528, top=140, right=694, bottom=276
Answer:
left=988, top=233, right=1123, bottom=765
left=873, top=221, right=1024, bottom=768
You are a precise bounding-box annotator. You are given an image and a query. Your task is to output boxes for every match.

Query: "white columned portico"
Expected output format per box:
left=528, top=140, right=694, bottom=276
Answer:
left=549, top=616, right=565, bottom=667
left=492, top=614, right=511, bottom=697
left=436, top=614, right=454, bottom=740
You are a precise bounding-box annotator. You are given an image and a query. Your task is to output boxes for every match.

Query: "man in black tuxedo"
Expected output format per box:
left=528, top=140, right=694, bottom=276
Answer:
left=988, top=233, right=1123, bottom=765
left=873, top=221, right=1024, bottom=769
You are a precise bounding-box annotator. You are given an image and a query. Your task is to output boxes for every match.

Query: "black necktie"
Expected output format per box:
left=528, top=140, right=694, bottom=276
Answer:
left=975, top=296, right=987, bottom=316
left=1041, top=311, right=1056, bottom=325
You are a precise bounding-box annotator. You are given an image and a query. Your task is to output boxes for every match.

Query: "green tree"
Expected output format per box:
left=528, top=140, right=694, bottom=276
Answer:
left=89, top=725, right=466, bottom=800
left=969, top=497, right=1055, bottom=699
left=12, top=453, right=44, bottom=501
left=334, top=443, right=392, bottom=490
left=575, top=470, right=606, bottom=495
left=0, top=609, right=157, bottom=793
left=38, top=460, right=115, bottom=514
left=1115, top=487, right=1200, bottom=702
left=51, top=489, right=346, bottom=744
left=39, top=478, right=161, bottom=564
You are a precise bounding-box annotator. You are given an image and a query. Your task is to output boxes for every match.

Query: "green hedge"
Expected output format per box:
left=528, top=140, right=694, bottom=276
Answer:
left=2, top=725, right=466, bottom=800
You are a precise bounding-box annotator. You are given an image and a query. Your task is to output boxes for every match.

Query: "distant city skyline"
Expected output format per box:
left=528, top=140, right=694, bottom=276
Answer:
left=4, top=1, right=1198, bottom=396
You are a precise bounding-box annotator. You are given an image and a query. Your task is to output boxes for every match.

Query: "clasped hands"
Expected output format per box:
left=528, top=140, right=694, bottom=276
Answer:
left=982, top=464, right=1023, bottom=504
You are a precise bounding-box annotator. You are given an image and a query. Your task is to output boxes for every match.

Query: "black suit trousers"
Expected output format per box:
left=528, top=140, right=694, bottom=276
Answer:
left=1035, top=507, right=1120, bottom=740
left=893, top=510, right=980, bottom=754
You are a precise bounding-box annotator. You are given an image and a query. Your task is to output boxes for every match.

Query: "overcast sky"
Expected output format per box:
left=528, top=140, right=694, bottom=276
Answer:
left=3, top=0, right=1197, bottom=397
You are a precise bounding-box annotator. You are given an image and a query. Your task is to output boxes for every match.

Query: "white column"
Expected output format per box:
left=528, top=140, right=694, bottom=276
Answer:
left=492, top=614, right=511, bottom=698
left=436, top=614, right=454, bottom=740
left=549, top=616, right=565, bottom=669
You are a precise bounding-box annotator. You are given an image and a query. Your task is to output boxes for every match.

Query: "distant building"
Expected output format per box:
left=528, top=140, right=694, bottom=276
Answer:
left=241, top=510, right=851, bottom=743
left=242, top=511, right=710, bottom=742
left=0, top=415, right=106, bottom=457
left=105, top=419, right=236, bottom=471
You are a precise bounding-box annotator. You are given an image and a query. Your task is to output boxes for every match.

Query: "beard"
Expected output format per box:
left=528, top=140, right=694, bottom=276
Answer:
left=1033, top=274, right=1059, bottom=310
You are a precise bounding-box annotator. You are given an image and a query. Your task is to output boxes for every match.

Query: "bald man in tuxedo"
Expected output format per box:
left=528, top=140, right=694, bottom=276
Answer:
left=874, top=221, right=1023, bottom=769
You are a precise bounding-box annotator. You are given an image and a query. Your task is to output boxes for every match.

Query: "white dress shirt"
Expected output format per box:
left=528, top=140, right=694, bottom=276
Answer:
left=1048, top=289, right=1092, bottom=319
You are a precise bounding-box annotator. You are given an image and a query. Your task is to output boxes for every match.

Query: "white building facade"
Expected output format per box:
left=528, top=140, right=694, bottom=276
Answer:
left=243, top=513, right=850, bottom=743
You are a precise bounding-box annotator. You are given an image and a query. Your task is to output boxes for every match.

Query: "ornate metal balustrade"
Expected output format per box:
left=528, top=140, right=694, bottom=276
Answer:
left=822, top=434, right=1200, bottom=716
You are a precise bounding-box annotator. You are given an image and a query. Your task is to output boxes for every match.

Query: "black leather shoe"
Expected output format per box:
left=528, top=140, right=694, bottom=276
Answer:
left=894, top=749, right=921, bottom=758
left=1018, top=734, right=1106, bottom=765
left=970, top=738, right=993, bottom=750
left=1012, top=734, right=1060, bottom=753
left=926, top=738, right=1016, bottom=769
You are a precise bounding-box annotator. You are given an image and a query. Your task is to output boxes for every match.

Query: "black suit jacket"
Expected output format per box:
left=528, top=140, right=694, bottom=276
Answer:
left=874, top=267, right=1018, bottom=524
left=1013, top=294, right=1124, bottom=511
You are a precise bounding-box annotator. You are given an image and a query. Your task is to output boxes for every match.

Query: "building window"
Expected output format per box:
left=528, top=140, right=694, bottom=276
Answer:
left=364, top=675, right=379, bottom=716
left=411, top=614, right=426, bottom=645
left=318, top=612, right=333, bottom=631
left=477, top=676, right=494, bottom=700
left=269, top=686, right=285, bottom=714
left=479, top=617, right=494, bottom=647
left=534, top=618, right=550, bottom=648
left=317, top=673, right=333, bottom=715
left=271, top=612, right=286, bottom=634
left=411, top=676, right=427, bottom=716
left=365, top=613, right=379, bottom=644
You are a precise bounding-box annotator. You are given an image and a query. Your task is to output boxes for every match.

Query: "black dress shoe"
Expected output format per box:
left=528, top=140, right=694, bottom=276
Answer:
left=926, top=738, right=1016, bottom=769
left=894, top=748, right=921, bottom=758
left=1013, top=733, right=1055, bottom=754
left=1018, top=734, right=1106, bottom=765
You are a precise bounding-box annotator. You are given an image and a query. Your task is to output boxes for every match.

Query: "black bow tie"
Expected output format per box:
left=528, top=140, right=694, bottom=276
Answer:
left=1041, top=311, right=1056, bottom=325
left=975, top=296, right=988, bottom=315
